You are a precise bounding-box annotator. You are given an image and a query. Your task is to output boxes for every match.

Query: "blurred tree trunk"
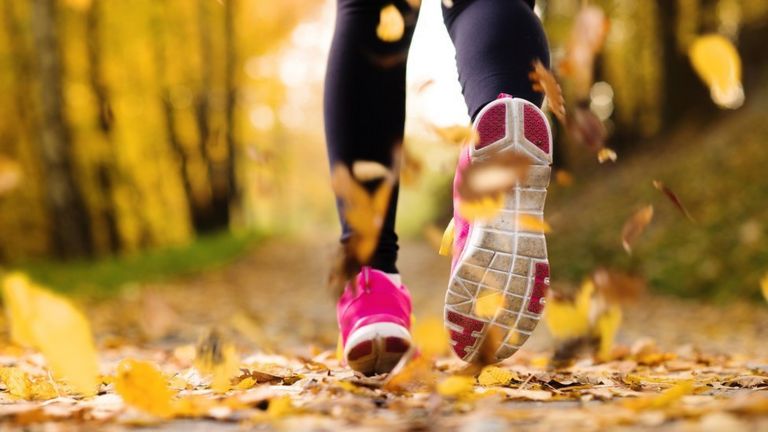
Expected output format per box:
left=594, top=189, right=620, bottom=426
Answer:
left=657, top=0, right=714, bottom=128
left=85, top=0, right=121, bottom=252
left=194, top=0, right=229, bottom=232
left=223, top=0, right=240, bottom=223
left=31, top=0, right=93, bottom=258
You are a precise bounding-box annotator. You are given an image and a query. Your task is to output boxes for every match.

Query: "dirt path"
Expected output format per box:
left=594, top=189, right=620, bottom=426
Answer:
left=6, top=238, right=768, bottom=431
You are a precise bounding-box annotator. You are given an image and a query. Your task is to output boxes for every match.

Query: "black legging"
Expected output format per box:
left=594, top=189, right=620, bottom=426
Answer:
left=324, top=0, right=550, bottom=274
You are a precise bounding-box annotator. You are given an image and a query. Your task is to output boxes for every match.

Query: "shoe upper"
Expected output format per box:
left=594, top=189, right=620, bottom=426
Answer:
left=336, top=267, right=412, bottom=347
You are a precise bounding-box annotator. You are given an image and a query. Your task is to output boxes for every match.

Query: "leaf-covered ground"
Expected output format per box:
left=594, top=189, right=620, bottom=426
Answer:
left=1, top=239, right=768, bottom=431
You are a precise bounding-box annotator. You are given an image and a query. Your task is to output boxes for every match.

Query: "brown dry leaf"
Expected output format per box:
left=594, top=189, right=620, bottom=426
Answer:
left=592, top=268, right=646, bottom=304
left=557, top=5, right=610, bottom=98
left=621, top=205, right=654, bottom=254
left=376, top=4, right=405, bottom=43
left=597, top=147, right=617, bottom=163
left=114, top=359, right=175, bottom=418
left=0, top=155, right=22, bottom=196
left=567, top=105, right=607, bottom=151
left=529, top=60, right=566, bottom=124
left=653, top=180, right=695, bottom=222
left=517, top=214, right=552, bottom=233
left=461, top=324, right=505, bottom=376
left=383, top=356, right=435, bottom=393
left=194, top=329, right=241, bottom=393
left=430, top=124, right=479, bottom=147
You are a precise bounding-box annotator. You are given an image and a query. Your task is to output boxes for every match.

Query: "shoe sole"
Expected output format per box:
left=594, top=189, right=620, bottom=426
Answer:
left=344, top=322, right=412, bottom=375
left=444, top=97, right=553, bottom=363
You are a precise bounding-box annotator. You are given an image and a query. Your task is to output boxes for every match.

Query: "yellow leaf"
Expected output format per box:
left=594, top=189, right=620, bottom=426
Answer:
left=544, top=281, right=593, bottom=339
left=517, top=214, right=552, bottom=233
left=431, top=124, right=478, bottom=146
left=477, top=366, right=518, bottom=387
left=595, top=306, right=622, bottom=361
left=2, top=273, right=100, bottom=396
left=194, top=330, right=241, bottom=393
left=597, top=147, right=617, bottom=163
left=760, top=273, right=768, bottom=303
left=474, top=291, right=504, bottom=318
left=376, top=4, right=404, bottom=43
left=437, top=375, right=475, bottom=398
left=234, top=377, right=256, bottom=390
left=438, top=218, right=455, bottom=256
left=114, top=359, right=175, bottom=418
left=267, top=395, right=295, bottom=418
left=689, top=34, right=744, bottom=109
left=623, top=380, right=694, bottom=411
left=457, top=193, right=504, bottom=221
left=412, top=316, right=448, bottom=358
left=0, top=367, right=59, bottom=400
left=2, top=273, right=36, bottom=346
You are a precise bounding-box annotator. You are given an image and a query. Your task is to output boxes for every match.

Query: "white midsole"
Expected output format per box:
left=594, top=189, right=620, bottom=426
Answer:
left=344, top=322, right=411, bottom=359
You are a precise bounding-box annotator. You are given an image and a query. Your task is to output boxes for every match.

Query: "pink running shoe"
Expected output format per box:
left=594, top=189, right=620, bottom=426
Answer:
left=444, top=94, right=553, bottom=363
left=337, top=266, right=413, bottom=375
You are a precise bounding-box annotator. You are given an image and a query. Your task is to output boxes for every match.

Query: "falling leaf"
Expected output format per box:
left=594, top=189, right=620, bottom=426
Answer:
left=437, top=376, right=475, bottom=398
left=0, top=155, right=22, bottom=196
left=544, top=282, right=592, bottom=340
left=400, top=145, right=423, bottom=186
left=477, top=366, right=518, bottom=387
left=474, top=291, right=504, bottom=318
left=557, top=5, right=610, bottom=98
left=597, top=148, right=617, bottom=163
left=689, top=34, right=744, bottom=109
left=430, top=124, right=478, bottom=146
left=352, top=160, right=390, bottom=182
left=653, top=180, right=694, bottom=222
left=114, top=359, right=175, bottom=418
left=591, top=268, right=646, bottom=304
left=517, top=214, right=552, bottom=233
left=529, top=60, right=566, bottom=124
left=595, top=306, right=622, bottom=361
left=438, top=218, right=455, bottom=256
left=555, top=170, right=574, bottom=187
left=2, top=273, right=100, bottom=396
left=458, top=151, right=531, bottom=202
left=761, top=274, right=768, bottom=303
left=458, top=193, right=505, bottom=221
left=383, top=357, right=435, bottom=393
left=331, top=163, right=394, bottom=264
left=376, top=4, right=405, bottom=43
left=567, top=105, right=607, bottom=151
left=621, top=205, right=654, bottom=254
left=194, top=329, right=241, bottom=393
left=415, top=78, right=434, bottom=93
left=412, top=316, right=448, bottom=358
